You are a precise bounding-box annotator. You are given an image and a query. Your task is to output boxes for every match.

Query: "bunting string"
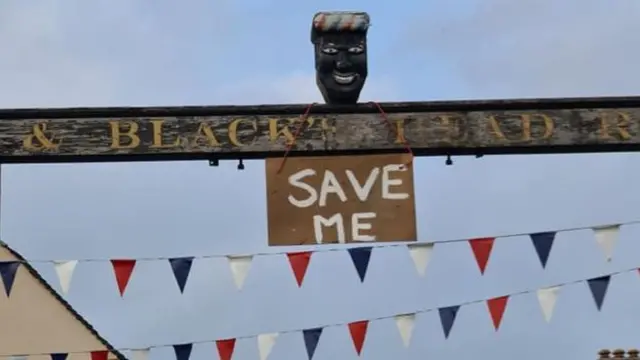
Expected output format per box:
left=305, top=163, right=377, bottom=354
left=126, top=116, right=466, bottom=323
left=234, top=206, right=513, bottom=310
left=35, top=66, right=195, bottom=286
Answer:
left=14, top=219, right=635, bottom=263
left=2, top=265, right=637, bottom=359
left=0, top=220, right=631, bottom=296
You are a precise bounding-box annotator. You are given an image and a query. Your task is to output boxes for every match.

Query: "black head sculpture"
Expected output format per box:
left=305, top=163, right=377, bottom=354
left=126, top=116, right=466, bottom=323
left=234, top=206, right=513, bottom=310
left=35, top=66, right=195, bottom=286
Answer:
left=311, top=11, right=370, bottom=105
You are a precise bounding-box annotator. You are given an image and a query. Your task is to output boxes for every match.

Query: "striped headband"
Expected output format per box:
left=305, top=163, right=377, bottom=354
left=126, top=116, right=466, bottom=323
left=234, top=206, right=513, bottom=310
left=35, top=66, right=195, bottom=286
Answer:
left=312, top=11, right=370, bottom=33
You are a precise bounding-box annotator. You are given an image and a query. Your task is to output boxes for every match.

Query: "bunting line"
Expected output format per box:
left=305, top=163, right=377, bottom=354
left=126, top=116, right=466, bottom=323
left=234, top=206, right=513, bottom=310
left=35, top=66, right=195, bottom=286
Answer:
left=2, top=265, right=637, bottom=357
left=0, top=220, right=632, bottom=296
left=10, top=219, right=637, bottom=264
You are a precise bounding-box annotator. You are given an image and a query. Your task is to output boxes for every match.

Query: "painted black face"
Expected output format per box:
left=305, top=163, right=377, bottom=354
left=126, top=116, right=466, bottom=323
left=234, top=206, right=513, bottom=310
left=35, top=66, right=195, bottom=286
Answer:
left=314, top=32, right=368, bottom=105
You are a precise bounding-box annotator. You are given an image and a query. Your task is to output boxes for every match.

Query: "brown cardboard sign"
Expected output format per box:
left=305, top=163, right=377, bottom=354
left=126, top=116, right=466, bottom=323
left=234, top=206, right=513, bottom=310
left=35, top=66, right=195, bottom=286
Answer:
left=266, top=154, right=417, bottom=246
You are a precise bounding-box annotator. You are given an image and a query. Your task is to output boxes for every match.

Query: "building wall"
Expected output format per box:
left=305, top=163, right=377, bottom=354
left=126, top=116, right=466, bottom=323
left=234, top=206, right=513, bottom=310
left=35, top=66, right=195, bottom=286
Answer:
left=0, top=247, right=109, bottom=360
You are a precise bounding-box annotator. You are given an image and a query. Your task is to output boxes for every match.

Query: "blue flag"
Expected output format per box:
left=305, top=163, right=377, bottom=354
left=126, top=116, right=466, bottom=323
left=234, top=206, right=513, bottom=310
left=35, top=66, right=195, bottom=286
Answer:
left=173, top=343, right=193, bottom=360
left=51, top=353, right=68, bottom=360
left=169, top=257, right=194, bottom=293
left=303, top=327, right=323, bottom=360
left=0, top=261, right=20, bottom=297
left=588, top=275, right=611, bottom=311
left=348, top=247, right=372, bottom=282
left=438, top=305, right=460, bottom=339
left=530, top=232, right=556, bottom=268
left=51, top=353, right=69, bottom=360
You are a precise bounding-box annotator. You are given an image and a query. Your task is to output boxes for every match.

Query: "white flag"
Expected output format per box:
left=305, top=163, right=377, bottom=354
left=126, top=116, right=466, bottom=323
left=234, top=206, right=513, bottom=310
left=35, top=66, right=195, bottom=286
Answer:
left=408, top=243, right=433, bottom=277
left=537, top=286, right=560, bottom=323
left=257, top=332, right=279, bottom=360
left=228, top=255, right=253, bottom=290
left=594, top=225, right=620, bottom=262
left=54, top=260, right=78, bottom=295
left=130, top=348, right=150, bottom=360
left=394, top=313, right=416, bottom=347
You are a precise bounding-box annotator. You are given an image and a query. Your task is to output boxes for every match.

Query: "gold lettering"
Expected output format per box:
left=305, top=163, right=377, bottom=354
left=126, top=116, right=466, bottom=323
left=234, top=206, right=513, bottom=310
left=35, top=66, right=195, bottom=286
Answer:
left=394, top=119, right=407, bottom=144
left=519, top=114, right=554, bottom=141
left=192, top=123, right=221, bottom=147
left=320, top=117, right=336, bottom=133
left=150, top=120, right=180, bottom=148
left=487, top=116, right=508, bottom=140
left=109, top=121, right=140, bottom=149
left=487, top=114, right=554, bottom=141
left=312, top=117, right=335, bottom=141
left=436, top=115, right=467, bottom=142
left=23, top=123, right=62, bottom=151
left=269, top=118, right=297, bottom=144
left=228, top=118, right=258, bottom=147
left=599, top=112, right=632, bottom=140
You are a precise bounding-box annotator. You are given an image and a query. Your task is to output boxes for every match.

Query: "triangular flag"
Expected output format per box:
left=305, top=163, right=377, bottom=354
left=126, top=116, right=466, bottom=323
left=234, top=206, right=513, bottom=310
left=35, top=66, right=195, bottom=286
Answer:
left=54, top=260, right=78, bottom=295
left=588, top=275, right=611, bottom=311
left=257, top=333, right=279, bottom=360
left=173, top=343, right=193, bottom=360
left=216, top=338, right=236, bottom=360
left=530, top=232, right=556, bottom=268
left=348, top=320, right=369, bottom=356
left=302, top=328, right=323, bottom=360
left=394, top=313, right=415, bottom=347
left=348, top=247, right=372, bottom=282
left=227, top=255, right=253, bottom=290
left=51, top=354, right=68, bottom=360
left=469, top=238, right=495, bottom=274
left=169, top=257, right=194, bottom=293
left=593, top=225, right=620, bottom=262
left=438, top=305, right=460, bottom=339
left=110, top=259, right=136, bottom=296
left=130, top=348, right=150, bottom=360
left=407, top=243, right=433, bottom=277
left=287, top=251, right=312, bottom=287
left=91, top=351, right=109, bottom=360
left=537, top=286, right=560, bottom=323
left=487, top=295, right=509, bottom=330
left=0, top=261, right=20, bottom=297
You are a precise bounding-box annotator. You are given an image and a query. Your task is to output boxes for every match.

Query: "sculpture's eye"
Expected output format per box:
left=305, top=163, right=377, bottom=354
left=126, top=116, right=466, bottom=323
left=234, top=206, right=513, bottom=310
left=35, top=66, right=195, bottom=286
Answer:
left=348, top=46, right=364, bottom=54
left=322, top=47, right=338, bottom=55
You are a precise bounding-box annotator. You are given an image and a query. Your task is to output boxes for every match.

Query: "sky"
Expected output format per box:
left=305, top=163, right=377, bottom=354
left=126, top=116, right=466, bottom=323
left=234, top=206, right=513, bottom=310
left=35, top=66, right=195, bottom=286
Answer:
left=1, top=0, right=640, bottom=359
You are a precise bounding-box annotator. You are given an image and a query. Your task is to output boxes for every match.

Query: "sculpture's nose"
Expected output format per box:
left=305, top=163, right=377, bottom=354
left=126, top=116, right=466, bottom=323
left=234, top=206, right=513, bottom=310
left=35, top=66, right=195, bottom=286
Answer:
left=335, top=53, right=351, bottom=70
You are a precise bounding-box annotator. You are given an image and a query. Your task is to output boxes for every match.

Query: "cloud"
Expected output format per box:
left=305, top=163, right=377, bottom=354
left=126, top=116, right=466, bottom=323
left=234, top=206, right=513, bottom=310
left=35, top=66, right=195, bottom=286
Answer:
left=407, top=0, right=640, bottom=98
left=0, top=0, right=236, bottom=108
left=0, top=0, right=396, bottom=108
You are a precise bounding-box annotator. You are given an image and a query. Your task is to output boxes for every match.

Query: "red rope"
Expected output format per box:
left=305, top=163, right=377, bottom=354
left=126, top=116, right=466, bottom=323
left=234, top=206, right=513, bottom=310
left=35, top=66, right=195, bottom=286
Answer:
left=369, top=101, right=414, bottom=165
left=277, top=101, right=414, bottom=174
left=277, top=102, right=317, bottom=174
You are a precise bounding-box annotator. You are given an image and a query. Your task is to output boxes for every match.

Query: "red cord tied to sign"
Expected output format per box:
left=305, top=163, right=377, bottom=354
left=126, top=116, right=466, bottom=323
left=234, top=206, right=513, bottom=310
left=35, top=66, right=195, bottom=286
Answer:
left=277, top=102, right=317, bottom=174
left=277, top=101, right=414, bottom=174
left=369, top=101, right=414, bottom=166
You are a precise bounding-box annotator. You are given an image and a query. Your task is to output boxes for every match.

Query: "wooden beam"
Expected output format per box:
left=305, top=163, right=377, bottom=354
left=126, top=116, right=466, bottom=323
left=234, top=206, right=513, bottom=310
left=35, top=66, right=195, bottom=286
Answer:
left=2, top=96, right=640, bottom=164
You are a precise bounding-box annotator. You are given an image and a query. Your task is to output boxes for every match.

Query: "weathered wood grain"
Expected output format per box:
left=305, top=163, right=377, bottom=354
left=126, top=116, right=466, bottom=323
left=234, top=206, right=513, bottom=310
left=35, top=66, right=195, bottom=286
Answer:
left=1, top=96, right=640, bottom=163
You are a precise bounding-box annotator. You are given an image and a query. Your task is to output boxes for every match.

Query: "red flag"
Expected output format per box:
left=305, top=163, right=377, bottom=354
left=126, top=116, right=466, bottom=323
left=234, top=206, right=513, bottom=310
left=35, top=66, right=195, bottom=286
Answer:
left=348, top=320, right=369, bottom=356
left=90, top=351, right=109, bottom=360
left=111, top=259, right=136, bottom=296
left=216, top=338, right=236, bottom=360
left=469, top=237, right=495, bottom=274
left=287, top=252, right=312, bottom=287
left=487, top=295, right=509, bottom=330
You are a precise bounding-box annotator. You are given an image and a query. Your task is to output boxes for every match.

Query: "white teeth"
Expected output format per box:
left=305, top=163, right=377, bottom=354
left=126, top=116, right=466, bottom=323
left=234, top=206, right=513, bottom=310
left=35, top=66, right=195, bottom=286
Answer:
left=333, top=72, right=356, bottom=85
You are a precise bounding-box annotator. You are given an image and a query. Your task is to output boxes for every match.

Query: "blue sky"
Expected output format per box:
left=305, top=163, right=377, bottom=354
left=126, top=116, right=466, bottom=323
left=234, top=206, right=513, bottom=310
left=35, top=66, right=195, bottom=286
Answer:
left=1, top=0, right=640, bottom=360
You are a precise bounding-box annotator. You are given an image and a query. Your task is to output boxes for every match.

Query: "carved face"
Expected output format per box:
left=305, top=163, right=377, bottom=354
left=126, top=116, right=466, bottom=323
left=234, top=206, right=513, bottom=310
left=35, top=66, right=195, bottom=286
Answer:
left=314, top=32, right=368, bottom=105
